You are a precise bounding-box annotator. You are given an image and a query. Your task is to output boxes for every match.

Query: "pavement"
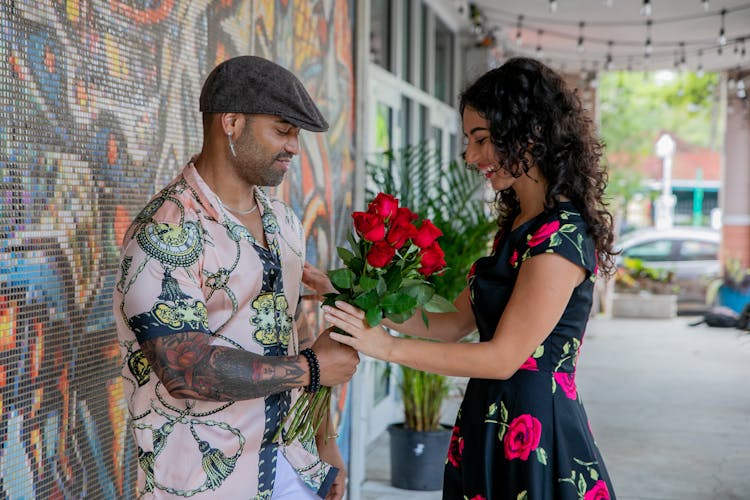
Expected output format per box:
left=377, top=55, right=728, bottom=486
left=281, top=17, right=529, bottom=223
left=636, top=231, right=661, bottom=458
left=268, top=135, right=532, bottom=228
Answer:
left=359, top=316, right=750, bottom=500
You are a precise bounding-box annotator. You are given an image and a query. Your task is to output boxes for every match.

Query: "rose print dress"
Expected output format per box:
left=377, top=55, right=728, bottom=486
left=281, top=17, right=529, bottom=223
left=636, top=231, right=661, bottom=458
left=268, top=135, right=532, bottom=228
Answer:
left=443, top=201, right=616, bottom=500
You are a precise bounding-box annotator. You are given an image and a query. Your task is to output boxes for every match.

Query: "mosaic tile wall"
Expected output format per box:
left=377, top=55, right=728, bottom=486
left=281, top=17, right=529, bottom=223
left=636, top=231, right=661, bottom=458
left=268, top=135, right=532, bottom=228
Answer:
left=0, top=1, right=355, bottom=497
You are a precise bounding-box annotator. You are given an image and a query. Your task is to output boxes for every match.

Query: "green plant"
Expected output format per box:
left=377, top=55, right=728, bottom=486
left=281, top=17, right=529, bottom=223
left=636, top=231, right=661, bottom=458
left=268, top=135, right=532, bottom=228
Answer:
left=614, top=257, right=679, bottom=295
left=366, top=142, right=496, bottom=431
left=706, top=258, right=750, bottom=305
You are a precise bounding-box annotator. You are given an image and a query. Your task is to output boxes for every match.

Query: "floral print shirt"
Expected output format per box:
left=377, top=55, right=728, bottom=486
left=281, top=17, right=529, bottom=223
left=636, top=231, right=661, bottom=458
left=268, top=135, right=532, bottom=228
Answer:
left=114, top=162, right=335, bottom=499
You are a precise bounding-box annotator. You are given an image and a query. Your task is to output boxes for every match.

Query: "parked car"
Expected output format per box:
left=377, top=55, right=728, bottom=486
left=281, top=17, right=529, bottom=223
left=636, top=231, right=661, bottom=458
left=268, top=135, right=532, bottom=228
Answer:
left=615, top=227, right=721, bottom=313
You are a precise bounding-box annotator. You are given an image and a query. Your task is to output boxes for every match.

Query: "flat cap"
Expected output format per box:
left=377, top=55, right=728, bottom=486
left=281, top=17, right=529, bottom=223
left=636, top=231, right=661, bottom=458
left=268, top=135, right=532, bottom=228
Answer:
left=199, top=55, right=329, bottom=132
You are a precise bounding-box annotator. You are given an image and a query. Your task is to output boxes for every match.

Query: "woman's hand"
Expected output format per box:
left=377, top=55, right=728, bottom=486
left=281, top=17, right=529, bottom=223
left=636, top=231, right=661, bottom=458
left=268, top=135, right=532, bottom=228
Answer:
left=323, top=302, right=395, bottom=361
left=302, top=262, right=336, bottom=301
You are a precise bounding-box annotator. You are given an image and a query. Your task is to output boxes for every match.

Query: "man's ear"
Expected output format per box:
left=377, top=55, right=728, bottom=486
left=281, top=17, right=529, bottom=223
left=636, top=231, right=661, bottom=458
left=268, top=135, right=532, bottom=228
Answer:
left=220, top=113, right=243, bottom=136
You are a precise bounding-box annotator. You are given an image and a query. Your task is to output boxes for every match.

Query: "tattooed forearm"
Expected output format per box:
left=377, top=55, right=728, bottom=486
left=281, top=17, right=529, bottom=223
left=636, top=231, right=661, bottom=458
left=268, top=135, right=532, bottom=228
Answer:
left=141, top=332, right=309, bottom=401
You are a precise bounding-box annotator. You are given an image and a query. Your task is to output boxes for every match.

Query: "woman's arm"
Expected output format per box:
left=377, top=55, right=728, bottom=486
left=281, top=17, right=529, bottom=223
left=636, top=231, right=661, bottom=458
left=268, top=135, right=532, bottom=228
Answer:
left=326, top=253, right=584, bottom=380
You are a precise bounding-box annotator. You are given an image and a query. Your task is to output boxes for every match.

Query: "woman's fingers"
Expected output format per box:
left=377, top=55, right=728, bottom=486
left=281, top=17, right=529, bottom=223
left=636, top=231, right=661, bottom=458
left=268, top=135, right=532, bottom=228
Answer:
left=333, top=301, right=365, bottom=319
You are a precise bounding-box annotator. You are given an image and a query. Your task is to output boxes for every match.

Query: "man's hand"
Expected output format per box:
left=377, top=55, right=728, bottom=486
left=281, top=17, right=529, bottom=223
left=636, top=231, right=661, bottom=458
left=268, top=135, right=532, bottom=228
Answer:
left=316, top=417, right=347, bottom=500
left=302, top=262, right=336, bottom=301
left=311, top=328, right=359, bottom=387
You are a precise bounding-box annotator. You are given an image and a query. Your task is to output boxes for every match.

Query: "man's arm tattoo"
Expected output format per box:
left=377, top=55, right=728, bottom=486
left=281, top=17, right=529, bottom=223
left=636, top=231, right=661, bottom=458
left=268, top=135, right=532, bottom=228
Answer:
left=141, top=332, right=308, bottom=401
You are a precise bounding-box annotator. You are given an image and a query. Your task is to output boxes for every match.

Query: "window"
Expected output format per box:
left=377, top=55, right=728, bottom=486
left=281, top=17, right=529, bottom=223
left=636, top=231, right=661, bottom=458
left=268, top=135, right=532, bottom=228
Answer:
left=622, top=240, right=673, bottom=261
left=370, top=0, right=392, bottom=70
left=434, top=15, right=454, bottom=104
left=679, top=240, right=719, bottom=261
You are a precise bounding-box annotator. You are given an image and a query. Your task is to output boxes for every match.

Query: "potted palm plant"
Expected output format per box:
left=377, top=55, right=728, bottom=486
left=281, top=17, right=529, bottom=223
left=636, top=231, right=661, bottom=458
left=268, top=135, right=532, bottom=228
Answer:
left=367, top=143, right=495, bottom=490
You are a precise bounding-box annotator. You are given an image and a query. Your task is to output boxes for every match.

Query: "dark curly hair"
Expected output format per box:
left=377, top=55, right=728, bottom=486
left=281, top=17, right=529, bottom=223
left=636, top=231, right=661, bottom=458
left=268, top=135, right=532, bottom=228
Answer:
left=459, top=57, right=616, bottom=276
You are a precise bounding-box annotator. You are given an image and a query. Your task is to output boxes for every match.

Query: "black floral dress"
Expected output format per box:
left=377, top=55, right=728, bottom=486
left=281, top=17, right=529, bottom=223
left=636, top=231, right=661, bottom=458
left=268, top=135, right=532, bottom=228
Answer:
left=443, top=202, right=616, bottom=500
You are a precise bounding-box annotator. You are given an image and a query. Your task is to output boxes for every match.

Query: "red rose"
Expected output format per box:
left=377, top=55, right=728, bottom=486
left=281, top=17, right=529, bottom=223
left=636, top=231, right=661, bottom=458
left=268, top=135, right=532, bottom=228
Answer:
left=503, top=414, right=542, bottom=461
left=366, top=240, right=396, bottom=268
left=583, top=480, right=611, bottom=500
left=518, top=357, right=538, bottom=371
left=418, top=242, right=446, bottom=276
left=392, top=207, right=418, bottom=225
left=413, top=219, right=443, bottom=248
left=368, top=193, right=399, bottom=220
left=352, top=211, right=386, bottom=242
left=386, top=220, right=417, bottom=249
left=527, top=220, right=560, bottom=247
left=446, top=427, right=464, bottom=467
left=554, top=371, right=577, bottom=400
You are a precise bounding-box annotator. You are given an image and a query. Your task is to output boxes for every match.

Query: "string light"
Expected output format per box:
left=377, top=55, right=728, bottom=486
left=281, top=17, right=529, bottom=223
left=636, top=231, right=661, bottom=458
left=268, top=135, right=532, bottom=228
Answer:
left=679, top=41, right=687, bottom=71
left=516, top=15, right=523, bottom=46
left=549, top=0, right=558, bottom=13
left=702, top=0, right=709, bottom=12
left=718, top=8, right=727, bottom=46
left=641, top=0, right=652, bottom=17
left=644, top=20, right=653, bottom=58
left=536, top=29, right=544, bottom=58
left=605, top=41, right=614, bottom=70
left=577, top=21, right=585, bottom=53
left=697, top=49, right=705, bottom=77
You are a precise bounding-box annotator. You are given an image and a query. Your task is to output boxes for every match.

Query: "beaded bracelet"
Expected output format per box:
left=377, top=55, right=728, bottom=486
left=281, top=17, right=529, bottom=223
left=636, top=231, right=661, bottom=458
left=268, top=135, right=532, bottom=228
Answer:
left=300, top=348, right=321, bottom=393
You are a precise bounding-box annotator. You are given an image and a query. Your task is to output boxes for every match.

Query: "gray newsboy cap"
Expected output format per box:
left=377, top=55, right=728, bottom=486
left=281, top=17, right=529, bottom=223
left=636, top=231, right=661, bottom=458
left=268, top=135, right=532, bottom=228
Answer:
left=199, top=55, right=329, bottom=132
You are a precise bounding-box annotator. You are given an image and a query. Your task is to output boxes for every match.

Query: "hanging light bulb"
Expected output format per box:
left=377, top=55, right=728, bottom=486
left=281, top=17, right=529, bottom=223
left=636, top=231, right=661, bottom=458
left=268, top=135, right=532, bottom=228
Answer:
left=737, top=79, right=747, bottom=99
left=644, top=20, right=653, bottom=57
left=741, top=39, right=747, bottom=59
left=549, top=0, right=558, bottom=13
left=536, top=29, right=544, bottom=58
left=641, top=0, right=652, bottom=17
left=697, top=49, right=705, bottom=77
left=577, top=22, right=585, bottom=53
left=516, top=15, right=523, bottom=47
left=718, top=9, right=727, bottom=46
left=702, top=0, right=709, bottom=12
left=605, top=41, right=614, bottom=71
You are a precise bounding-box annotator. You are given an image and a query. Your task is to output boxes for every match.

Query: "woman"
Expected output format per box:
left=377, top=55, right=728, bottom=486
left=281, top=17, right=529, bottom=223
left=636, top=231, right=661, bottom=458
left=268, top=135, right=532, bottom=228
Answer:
left=323, top=57, right=617, bottom=499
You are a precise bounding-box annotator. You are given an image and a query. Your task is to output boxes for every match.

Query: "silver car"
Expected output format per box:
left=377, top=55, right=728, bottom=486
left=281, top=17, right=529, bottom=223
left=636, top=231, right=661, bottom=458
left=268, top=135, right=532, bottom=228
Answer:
left=616, top=227, right=721, bottom=313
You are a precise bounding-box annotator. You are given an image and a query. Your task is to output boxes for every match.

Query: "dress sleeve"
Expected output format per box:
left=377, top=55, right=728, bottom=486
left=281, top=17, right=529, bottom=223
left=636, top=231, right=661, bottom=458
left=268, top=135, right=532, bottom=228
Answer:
left=519, top=214, right=597, bottom=277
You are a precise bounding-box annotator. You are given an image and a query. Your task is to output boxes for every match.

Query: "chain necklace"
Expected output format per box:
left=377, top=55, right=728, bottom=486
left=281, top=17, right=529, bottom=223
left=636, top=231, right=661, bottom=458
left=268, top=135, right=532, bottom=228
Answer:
left=218, top=190, right=258, bottom=215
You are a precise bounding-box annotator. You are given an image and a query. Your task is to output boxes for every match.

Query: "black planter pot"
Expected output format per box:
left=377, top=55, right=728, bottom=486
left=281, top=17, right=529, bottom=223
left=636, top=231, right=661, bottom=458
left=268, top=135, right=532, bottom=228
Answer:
left=387, top=423, right=452, bottom=491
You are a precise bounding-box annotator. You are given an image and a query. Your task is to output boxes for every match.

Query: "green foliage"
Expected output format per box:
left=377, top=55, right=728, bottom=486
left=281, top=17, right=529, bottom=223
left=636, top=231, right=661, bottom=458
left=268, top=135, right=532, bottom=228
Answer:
left=366, top=142, right=496, bottom=431
left=599, top=71, right=721, bottom=158
left=614, top=257, right=679, bottom=295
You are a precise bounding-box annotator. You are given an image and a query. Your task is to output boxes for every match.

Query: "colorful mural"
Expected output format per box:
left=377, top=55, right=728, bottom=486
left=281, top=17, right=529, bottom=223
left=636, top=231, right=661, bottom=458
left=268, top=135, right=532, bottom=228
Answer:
left=0, top=0, right=355, bottom=497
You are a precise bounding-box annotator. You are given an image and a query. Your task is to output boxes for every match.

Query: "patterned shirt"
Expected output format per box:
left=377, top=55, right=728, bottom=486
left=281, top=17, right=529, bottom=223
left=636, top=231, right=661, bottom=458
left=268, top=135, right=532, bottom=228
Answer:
left=114, top=161, right=335, bottom=499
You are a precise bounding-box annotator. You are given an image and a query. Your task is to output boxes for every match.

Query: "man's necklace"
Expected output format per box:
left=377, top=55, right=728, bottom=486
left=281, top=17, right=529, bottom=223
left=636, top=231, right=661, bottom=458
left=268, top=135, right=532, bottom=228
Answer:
left=218, top=191, right=258, bottom=215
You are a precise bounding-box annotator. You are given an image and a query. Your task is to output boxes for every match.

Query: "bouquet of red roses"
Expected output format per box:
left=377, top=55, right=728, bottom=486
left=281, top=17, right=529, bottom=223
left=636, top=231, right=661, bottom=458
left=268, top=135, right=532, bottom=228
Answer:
left=276, top=193, right=454, bottom=445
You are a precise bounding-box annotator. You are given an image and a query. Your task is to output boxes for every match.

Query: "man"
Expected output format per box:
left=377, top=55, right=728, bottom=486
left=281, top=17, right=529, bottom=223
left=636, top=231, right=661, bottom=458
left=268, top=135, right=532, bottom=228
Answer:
left=114, top=55, right=359, bottom=499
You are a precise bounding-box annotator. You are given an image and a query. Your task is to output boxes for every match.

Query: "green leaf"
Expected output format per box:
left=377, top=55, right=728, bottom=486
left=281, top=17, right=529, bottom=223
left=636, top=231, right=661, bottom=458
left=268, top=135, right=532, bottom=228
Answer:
left=385, top=312, right=411, bottom=323
left=401, top=283, right=435, bottom=305
left=354, top=290, right=379, bottom=311
left=590, top=467, right=599, bottom=481
left=366, top=306, right=383, bottom=327
left=559, top=223, right=578, bottom=233
left=329, top=268, right=356, bottom=290
left=376, top=276, right=388, bottom=295
left=549, top=232, right=562, bottom=248
left=322, top=293, right=341, bottom=307
left=535, top=447, right=548, bottom=465
left=359, top=275, right=378, bottom=292
left=381, top=293, right=418, bottom=315
left=577, top=472, right=587, bottom=494
left=337, top=246, right=355, bottom=266
left=384, top=267, right=403, bottom=292
left=347, top=233, right=360, bottom=257
left=349, top=257, right=365, bottom=276
left=500, top=401, right=509, bottom=422
left=423, top=293, right=457, bottom=313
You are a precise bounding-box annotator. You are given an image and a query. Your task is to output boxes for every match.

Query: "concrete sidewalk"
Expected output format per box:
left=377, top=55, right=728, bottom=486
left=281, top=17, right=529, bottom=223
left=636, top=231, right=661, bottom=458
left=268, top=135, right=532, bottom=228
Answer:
left=360, top=316, right=750, bottom=500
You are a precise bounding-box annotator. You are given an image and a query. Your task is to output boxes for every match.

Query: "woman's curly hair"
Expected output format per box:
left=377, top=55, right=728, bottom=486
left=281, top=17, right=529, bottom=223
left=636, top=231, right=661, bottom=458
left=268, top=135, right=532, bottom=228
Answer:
left=459, top=57, right=616, bottom=276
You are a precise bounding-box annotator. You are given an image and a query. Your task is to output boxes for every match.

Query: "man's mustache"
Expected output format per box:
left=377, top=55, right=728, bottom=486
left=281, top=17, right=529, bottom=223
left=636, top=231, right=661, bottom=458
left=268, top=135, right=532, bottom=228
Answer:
left=274, top=152, right=293, bottom=161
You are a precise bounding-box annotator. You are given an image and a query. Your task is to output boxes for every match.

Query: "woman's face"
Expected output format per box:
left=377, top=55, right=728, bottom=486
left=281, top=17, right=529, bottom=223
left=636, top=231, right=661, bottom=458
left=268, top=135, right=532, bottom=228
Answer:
left=462, top=107, right=515, bottom=192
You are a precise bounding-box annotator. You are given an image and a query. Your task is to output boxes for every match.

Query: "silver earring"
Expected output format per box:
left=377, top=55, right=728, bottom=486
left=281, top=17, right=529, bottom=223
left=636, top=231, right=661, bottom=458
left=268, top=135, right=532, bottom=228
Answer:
left=228, top=131, right=237, bottom=158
